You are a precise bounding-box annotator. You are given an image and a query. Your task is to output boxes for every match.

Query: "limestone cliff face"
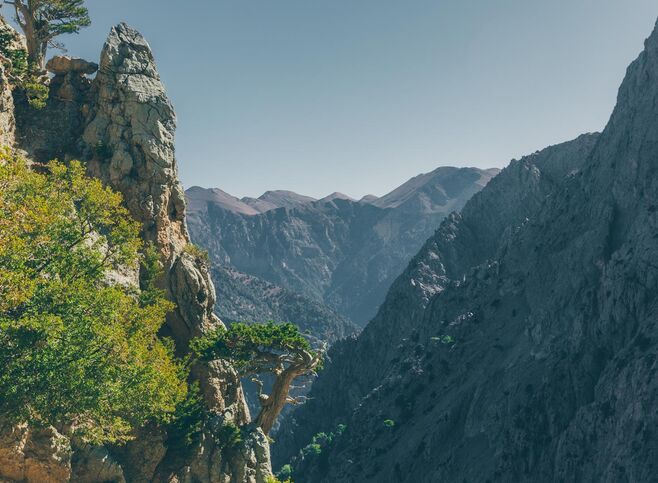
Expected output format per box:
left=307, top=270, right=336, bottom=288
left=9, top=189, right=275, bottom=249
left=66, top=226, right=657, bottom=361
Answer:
left=0, top=17, right=21, bottom=147
left=0, top=21, right=272, bottom=483
left=0, top=62, right=14, bottom=146
left=80, top=23, right=271, bottom=482
left=82, top=23, right=215, bottom=344
left=276, top=19, right=658, bottom=482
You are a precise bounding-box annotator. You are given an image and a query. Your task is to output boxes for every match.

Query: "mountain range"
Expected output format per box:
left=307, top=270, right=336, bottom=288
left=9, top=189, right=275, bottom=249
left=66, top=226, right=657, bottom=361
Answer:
left=186, top=166, right=499, bottom=334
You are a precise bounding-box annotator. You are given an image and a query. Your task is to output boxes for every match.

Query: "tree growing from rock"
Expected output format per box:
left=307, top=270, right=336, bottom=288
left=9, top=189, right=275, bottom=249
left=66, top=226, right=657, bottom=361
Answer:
left=3, top=0, right=90, bottom=69
left=0, top=148, right=187, bottom=444
left=192, top=322, right=325, bottom=435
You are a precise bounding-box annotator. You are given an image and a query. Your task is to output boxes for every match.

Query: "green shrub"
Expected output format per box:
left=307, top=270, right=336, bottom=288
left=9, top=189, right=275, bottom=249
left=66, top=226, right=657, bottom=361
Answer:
left=383, top=419, right=396, bottom=428
left=0, top=150, right=187, bottom=444
left=165, top=382, right=206, bottom=455
left=183, top=243, right=210, bottom=264
left=276, top=464, right=293, bottom=481
left=216, top=421, right=243, bottom=454
left=24, top=77, right=49, bottom=109
left=303, top=443, right=322, bottom=457
left=266, top=476, right=292, bottom=483
left=0, top=30, right=28, bottom=78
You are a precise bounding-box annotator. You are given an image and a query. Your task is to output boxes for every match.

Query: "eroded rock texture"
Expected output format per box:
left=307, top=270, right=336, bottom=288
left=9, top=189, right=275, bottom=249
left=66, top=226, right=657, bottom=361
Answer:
left=0, top=21, right=272, bottom=483
left=0, top=17, right=21, bottom=147
left=80, top=23, right=272, bottom=482
left=0, top=62, right=14, bottom=146
left=276, top=19, right=658, bottom=482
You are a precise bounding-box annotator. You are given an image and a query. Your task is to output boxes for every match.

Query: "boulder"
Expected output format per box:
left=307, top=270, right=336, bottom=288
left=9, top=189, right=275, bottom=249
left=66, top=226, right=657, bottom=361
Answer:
left=46, top=56, right=98, bottom=76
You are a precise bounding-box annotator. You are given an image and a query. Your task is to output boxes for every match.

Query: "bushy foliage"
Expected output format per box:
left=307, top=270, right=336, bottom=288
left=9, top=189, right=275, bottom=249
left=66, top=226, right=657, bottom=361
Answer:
left=299, top=424, right=347, bottom=459
left=276, top=464, right=293, bottom=481
left=192, top=321, right=315, bottom=373
left=0, top=149, right=187, bottom=444
left=165, top=382, right=206, bottom=455
left=0, top=29, right=28, bottom=78
left=183, top=243, right=210, bottom=264
left=192, top=321, right=323, bottom=434
left=23, top=76, right=49, bottom=109
left=265, top=476, right=292, bottom=483
left=383, top=419, right=396, bottom=428
left=216, top=420, right=243, bottom=454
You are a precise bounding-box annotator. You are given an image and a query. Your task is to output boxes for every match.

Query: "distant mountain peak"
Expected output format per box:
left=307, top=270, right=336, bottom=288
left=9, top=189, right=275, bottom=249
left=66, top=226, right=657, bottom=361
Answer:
left=359, top=194, right=379, bottom=204
left=251, top=190, right=317, bottom=211
left=372, top=166, right=499, bottom=210
left=318, top=192, right=355, bottom=203
left=186, top=186, right=261, bottom=216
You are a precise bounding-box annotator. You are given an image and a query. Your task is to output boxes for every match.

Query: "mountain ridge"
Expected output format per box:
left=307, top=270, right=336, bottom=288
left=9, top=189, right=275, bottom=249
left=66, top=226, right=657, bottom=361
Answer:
left=187, top=166, right=499, bottom=326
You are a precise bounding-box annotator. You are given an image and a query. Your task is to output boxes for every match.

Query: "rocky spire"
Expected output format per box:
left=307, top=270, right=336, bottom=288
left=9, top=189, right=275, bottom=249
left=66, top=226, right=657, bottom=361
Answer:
left=81, top=23, right=272, bottom=482
left=83, top=22, right=218, bottom=344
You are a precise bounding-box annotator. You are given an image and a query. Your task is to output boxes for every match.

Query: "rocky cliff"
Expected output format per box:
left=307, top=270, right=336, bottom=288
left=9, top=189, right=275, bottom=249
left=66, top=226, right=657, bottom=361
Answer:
left=187, top=167, right=499, bottom=328
left=0, top=21, right=272, bottom=483
left=274, top=19, right=658, bottom=482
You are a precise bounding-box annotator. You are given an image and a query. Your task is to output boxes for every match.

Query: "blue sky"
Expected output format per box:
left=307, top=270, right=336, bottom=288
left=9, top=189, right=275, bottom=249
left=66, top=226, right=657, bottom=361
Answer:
left=13, top=0, right=658, bottom=198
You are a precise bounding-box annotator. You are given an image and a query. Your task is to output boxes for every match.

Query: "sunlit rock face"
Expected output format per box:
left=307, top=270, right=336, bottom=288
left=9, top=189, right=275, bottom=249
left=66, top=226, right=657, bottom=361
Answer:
left=81, top=23, right=272, bottom=482
left=0, top=21, right=272, bottom=483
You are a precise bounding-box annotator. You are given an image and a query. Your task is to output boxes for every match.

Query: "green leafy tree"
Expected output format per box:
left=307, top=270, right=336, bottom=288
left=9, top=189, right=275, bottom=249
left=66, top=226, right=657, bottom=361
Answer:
left=0, top=148, right=187, bottom=444
left=3, top=0, right=90, bottom=69
left=192, top=322, right=324, bottom=435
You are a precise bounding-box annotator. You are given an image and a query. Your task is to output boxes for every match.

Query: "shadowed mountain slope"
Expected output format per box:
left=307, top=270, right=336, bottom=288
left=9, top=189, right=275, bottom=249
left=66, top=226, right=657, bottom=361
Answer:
left=273, top=18, right=658, bottom=483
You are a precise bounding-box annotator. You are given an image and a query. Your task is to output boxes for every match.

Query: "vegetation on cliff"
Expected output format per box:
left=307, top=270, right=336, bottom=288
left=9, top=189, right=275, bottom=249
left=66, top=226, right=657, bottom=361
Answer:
left=0, top=149, right=187, bottom=444
left=2, top=0, right=89, bottom=69
left=193, top=321, right=324, bottom=435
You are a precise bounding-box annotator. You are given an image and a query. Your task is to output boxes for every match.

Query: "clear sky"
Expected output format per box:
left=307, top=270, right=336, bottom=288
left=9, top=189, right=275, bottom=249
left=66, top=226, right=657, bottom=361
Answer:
left=17, top=0, right=658, bottom=198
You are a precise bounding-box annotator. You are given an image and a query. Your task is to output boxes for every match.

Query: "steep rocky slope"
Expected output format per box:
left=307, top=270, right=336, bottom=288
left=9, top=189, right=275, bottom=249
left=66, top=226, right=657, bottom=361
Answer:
left=0, top=21, right=272, bottom=483
left=274, top=19, right=658, bottom=482
left=187, top=167, right=498, bottom=327
left=273, top=131, right=599, bottom=472
left=212, top=266, right=357, bottom=344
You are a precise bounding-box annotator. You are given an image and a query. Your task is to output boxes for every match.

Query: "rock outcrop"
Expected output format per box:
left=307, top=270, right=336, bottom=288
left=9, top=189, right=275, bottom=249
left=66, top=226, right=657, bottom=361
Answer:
left=46, top=56, right=98, bottom=76
left=275, top=18, right=658, bottom=482
left=0, top=17, right=22, bottom=147
left=1, top=21, right=273, bottom=483
left=0, top=62, right=14, bottom=146
left=13, top=53, right=94, bottom=163
left=80, top=23, right=272, bottom=482
left=0, top=423, right=72, bottom=483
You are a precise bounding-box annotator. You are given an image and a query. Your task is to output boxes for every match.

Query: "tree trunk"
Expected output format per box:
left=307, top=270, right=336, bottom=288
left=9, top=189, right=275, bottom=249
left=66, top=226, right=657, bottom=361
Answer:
left=13, top=1, right=46, bottom=70
left=254, top=365, right=301, bottom=435
left=24, top=23, right=45, bottom=69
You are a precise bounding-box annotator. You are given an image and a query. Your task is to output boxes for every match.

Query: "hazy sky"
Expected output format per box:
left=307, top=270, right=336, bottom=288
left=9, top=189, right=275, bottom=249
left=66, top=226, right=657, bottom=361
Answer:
left=19, top=0, right=658, bottom=198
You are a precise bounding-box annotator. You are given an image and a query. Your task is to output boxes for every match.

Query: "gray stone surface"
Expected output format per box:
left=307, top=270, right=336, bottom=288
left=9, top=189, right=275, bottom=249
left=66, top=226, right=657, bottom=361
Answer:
left=0, top=21, right=273, bottom=483
left=81, top=23, right=273, bottom=482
